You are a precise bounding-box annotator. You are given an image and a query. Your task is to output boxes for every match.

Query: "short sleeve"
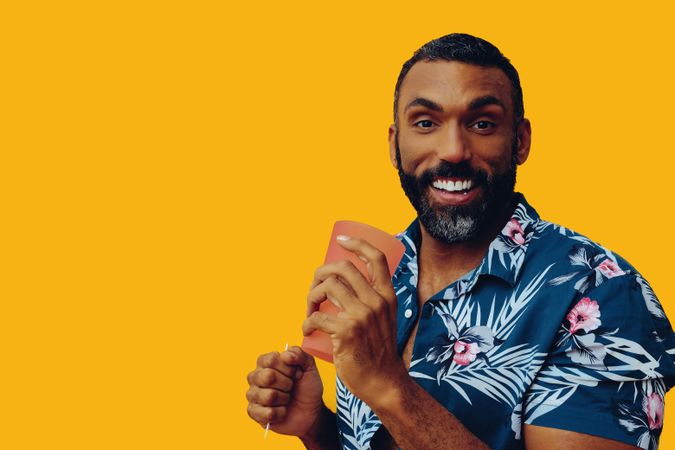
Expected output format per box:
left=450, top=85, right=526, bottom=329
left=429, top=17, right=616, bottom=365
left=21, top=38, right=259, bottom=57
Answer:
left=523, top=272, right=675, bottom=450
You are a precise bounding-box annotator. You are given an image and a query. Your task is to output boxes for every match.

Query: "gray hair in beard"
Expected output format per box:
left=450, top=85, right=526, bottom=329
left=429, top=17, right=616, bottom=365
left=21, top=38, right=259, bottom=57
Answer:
left=395, top=136, right=518, bottom=244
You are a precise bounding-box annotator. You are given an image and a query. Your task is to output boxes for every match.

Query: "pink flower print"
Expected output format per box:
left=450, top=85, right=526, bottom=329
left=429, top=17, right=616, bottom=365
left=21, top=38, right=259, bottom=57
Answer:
left=453, top=340, right=479, bottom=366
left=597, top=258, right=625, bottom=278
left=566, top=297, right=601, bottom=334
left=504, top=219, right=526, bottom=245
left=646, top=392, right=664, bottom=430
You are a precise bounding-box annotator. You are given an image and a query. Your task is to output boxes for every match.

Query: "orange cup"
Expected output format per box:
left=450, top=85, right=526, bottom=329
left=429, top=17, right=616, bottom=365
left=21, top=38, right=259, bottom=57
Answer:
left=301, top=221, right=406, bottom=363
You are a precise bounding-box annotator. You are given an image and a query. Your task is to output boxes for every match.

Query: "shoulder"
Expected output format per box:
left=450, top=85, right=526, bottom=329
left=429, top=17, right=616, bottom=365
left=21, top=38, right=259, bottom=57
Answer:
left=529, top=217, right=674, bottom=343
left=527, top=216, right=639, bottom=287
left=521, top=216, right=669, bottom=323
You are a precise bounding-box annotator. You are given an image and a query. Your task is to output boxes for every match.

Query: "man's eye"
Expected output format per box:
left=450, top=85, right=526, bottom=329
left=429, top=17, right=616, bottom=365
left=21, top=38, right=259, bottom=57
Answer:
left=471, top=121, right=495, bottom=130
left=415, top=120, right=435, bottom=128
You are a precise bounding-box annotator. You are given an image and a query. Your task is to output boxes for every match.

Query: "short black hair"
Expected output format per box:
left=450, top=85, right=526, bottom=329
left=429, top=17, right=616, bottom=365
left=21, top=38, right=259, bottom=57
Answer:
left=394, top=33, right=524, bottom=126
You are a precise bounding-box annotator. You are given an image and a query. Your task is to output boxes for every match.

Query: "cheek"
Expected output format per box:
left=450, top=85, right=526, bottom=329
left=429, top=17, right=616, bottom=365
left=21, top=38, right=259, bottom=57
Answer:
left=467, top=132, right=510, bottom=154
left=481, top=152, right=512, bottom=171
left=468, top=136, right=516, bottom=171
left=396, top=133, right=438, bottom=173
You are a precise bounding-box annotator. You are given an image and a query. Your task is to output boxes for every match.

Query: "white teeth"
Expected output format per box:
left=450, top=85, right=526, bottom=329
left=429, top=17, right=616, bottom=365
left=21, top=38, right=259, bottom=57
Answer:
left=432, top=179, right=473, bottom=192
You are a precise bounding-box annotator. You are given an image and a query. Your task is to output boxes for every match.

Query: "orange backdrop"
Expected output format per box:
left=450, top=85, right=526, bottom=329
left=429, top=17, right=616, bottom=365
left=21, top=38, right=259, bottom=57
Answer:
left=2, top=1, right=674, bottom=449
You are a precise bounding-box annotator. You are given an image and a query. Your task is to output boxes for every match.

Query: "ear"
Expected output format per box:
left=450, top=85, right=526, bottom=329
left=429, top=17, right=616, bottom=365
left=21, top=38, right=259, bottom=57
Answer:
left=514, top=119, right=532, bottom=165
left=388, top=124, right=398, bottom=169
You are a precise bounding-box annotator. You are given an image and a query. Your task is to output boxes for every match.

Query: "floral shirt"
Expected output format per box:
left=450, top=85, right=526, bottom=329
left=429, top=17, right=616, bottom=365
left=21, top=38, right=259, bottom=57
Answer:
left=336, top=193, right=675, bottom=450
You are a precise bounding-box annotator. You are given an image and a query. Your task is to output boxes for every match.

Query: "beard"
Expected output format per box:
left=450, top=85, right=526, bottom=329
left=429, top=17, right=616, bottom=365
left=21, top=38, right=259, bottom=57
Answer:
left=396, top=137, right=518, bottom=244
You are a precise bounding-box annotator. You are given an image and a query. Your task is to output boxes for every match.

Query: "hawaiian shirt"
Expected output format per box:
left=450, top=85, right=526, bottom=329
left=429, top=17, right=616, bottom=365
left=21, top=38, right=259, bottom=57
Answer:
left=336, top=193, right=675, bottom=450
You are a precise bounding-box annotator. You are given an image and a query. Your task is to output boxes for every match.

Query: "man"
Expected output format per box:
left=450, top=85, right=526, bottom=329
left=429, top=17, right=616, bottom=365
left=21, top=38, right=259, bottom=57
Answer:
left=246, top=34, right=675, bottom=449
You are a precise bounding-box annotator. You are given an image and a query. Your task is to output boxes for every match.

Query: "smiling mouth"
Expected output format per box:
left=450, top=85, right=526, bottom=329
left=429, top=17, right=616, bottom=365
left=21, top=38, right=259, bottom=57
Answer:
left=431, top=177, right=475, bottom=195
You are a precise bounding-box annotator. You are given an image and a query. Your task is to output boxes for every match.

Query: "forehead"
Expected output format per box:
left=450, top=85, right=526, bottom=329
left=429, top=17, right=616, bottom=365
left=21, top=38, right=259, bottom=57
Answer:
left=398, top=60, right=513, bottom=115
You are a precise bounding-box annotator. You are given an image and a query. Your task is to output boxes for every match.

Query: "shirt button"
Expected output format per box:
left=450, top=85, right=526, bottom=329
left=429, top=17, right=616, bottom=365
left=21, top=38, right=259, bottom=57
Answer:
left=404, top=309, right=413, bottom=319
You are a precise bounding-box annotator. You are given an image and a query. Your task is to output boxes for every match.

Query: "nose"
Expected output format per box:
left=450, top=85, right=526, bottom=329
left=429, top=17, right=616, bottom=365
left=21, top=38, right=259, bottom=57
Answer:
left=436, top=124, right=470, bottom=163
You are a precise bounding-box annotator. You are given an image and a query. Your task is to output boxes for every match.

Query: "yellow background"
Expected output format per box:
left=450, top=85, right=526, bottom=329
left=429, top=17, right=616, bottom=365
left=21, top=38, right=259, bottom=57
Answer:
left=2, top=1, right=674, bottom=449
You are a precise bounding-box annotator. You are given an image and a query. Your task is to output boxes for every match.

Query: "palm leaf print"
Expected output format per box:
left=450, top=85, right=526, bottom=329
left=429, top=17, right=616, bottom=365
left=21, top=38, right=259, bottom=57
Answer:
left=635, top=274, right=665, bottom=320
left=412, top=265, right=555, bottom=407
left=336, top=377, right=380, bottom=450
left=524, top=366, right=600, bottom=423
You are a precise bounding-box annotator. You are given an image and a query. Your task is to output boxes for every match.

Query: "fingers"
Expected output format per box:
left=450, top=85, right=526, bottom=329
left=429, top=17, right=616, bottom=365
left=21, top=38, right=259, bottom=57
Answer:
left=302, top=311, right=342, bottom=336
left=246, top=385, right=291, bottom=406
left=246, top=348, right=311, bottom=429
left=310, top=259, right=372, bottom=292
left=256, top=351, right=296, bottom=378
left=249, top=351, right=299, bottom=393
left=247, top=402, right=288, bottom=426
left=335, top=236, right=397, bottom=315
left=247, top=367, right=294, bottom=392
left=280, top=345, right=316, bottom=372
left=306, top=275, right=368, bottom=317
left=336, top=236, right=392, bottom=291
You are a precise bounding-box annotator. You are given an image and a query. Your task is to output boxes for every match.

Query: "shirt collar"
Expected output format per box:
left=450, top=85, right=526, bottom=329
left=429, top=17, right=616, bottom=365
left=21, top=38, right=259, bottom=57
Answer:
left=393, top=192, right=540, bottom=289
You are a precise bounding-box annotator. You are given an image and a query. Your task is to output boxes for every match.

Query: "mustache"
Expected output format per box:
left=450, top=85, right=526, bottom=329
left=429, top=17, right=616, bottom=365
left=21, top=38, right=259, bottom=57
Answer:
left=417, top=161, right=488, bottom=186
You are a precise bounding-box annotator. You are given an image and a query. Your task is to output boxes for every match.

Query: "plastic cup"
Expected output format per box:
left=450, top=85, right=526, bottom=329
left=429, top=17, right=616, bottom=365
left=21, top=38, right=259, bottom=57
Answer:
left=301, top=221, right=406, bottom=363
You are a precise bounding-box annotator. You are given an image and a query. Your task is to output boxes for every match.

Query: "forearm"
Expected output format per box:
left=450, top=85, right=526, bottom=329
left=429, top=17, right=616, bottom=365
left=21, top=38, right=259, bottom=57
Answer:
left=300, top=404, right=341, bottom=450
left=370, top=375, right=490, bottom=450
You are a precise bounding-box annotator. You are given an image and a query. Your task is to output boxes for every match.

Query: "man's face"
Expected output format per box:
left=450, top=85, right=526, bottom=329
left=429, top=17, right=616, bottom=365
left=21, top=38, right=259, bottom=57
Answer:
left=389, top=60, right=530, bottom=244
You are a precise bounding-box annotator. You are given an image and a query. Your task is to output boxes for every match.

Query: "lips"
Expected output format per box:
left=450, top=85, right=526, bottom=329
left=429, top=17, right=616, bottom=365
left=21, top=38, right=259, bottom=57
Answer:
left=431, top=177, right=474, bottom=193
left=429, top=177, right=479, bottom=206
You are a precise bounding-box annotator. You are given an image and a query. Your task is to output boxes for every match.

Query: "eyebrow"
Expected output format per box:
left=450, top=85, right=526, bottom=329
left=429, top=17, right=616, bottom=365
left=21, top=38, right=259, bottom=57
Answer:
left=468, top=95, right=506, bottom=112
left=404, top=97, right=444, bottom=113
left=403, top=95, right=506, bottom=114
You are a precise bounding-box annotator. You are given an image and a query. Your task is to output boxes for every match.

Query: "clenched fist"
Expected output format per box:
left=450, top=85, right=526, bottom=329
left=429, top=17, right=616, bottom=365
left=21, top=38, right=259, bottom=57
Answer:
left=246, top=346, right=325, bottom=438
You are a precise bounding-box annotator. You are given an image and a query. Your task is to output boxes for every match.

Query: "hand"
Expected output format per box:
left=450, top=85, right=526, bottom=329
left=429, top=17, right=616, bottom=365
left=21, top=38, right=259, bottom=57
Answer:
left=302, top=235, right=407, bottom=404
left=246, top=346, right=325, bottom=438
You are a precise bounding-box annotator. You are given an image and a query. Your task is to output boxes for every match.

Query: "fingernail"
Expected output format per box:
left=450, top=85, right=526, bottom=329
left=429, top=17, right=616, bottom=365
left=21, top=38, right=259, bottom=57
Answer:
left=294, top=369, right=303, bottom=380
left=336, top=235, right=350, bottom=241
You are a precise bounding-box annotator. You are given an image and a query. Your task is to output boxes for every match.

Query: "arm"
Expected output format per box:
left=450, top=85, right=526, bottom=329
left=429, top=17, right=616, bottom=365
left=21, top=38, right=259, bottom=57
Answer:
left=299, top=404, right=341, bottom=450
left=523, top=425, right=640, bottom=450
left=371, top=370, right=489, bottom=449
left=302, top=235, right=490, bottom=450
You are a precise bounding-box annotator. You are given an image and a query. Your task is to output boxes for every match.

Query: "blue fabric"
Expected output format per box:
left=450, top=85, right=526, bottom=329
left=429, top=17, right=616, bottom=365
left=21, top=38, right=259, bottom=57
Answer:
left=335, top=193, right=675, bottom=450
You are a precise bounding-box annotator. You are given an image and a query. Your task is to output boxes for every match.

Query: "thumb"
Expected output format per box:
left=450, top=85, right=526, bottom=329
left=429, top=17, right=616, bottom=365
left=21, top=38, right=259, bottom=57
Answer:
left=280, top=345, right=318, bottom=375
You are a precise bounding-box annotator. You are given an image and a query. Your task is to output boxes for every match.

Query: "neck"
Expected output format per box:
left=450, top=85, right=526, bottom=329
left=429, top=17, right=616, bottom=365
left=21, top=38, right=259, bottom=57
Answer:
left=417, top=194, right=517, bottom=289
